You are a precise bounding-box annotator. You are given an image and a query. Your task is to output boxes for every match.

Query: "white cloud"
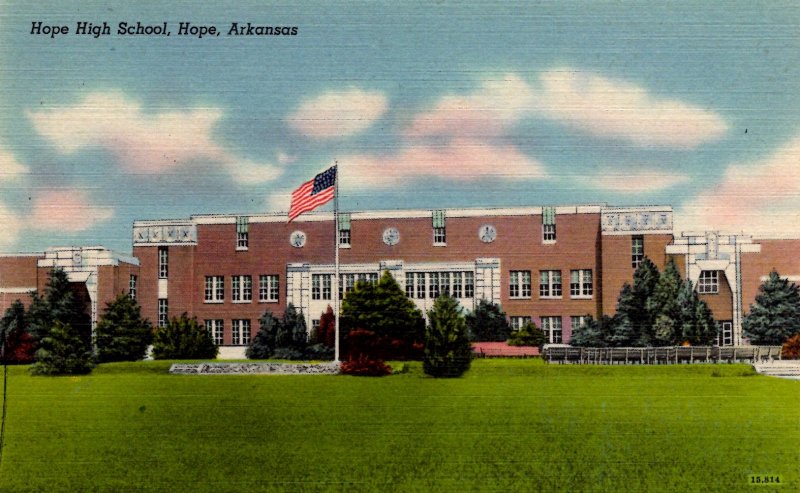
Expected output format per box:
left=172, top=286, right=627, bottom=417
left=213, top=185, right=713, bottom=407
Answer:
left=0, top=202, right=21, bottom=251
left=28, top=91, right=281, bottom=185
left=406, top=69, right=728, bottom=148
left=676, top=134, right=800, bottom=235
left=340, top=138, right=547, bottom=189
left=30, top=190, right=114, bottom=232
left=0, top=147, right=28, bottom=181
left=266, top=189, right=293, bottom=212
left=584, top=168, right=690, bottom=193
left=287, top=88, right=388, bottom=139
left=534, top=68, right=728, bottom=148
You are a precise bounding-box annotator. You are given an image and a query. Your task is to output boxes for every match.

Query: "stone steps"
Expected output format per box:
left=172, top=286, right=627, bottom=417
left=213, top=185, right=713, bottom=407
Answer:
left=753, top=361, right=800, bottom=379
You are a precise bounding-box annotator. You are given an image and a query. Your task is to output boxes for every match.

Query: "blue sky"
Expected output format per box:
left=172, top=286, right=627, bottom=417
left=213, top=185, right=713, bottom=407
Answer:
left=1, top=0, right=799, bottom=253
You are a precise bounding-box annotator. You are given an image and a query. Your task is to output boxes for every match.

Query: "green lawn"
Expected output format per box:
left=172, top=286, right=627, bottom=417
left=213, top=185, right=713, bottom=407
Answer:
left=0, top=359, right=797, bottom=492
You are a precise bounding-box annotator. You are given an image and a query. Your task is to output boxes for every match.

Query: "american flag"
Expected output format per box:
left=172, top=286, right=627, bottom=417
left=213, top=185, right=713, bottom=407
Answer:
left=287, top=165, right=337, bottom=222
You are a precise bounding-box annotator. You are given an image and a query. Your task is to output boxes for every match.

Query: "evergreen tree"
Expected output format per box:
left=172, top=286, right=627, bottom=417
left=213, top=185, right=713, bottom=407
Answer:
left=282, top=303, right=308, bottom=351
left=608, top=283, right=638, bottom=346
left=316, top=305, right=336, bottom=348
left=569, top=315, right=614, bottom=348
left=465, top=299, right=511, bottom=342
left=340, top=270, right=425, bottom=356
left=423, top=295, right=472, bottom=378
left=30, top=320, right=94, bottom=375
left=675, top=280, right=717, bottom=345
left=28, top=268, right=91, bottom=350
left=152, top=314, right=217, bottom=359
left=647, top=259, right=683, bottom=345
left=507, top=321, right=545, bottom=347
left=630, top=258, right=660, bottom=345
left=743, top=270, right=800, bottom=344
left=247, top=311, right=280, bottom=359
left=0, top=300, right=36, bottom=364
left=94, top=294, right=153, bottom=362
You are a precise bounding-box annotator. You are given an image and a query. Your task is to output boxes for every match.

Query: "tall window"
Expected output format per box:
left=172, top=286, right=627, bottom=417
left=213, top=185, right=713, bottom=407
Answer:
left=510, top=316, right=532, bottom=331
left=129, top=274, right=137, bottom=300
left=158, top=247, right=168, bottom=279
left=632, top=235, right=644, bottom=268
left=432, top=210, right=446, bottom=245
left=429, top=272, right=440, bottom=298
left=717, top=321, right=733, bottom=346
left=259, top=275, right=279, bottom=302
left=232, top=319, right=251, bottom=346
left=465, top=272, right=474, bottom=298
left=204, top=276, right=224, bottom=302
left=312, top=274, right=332, bottom=300
left=542, top=206, right=556, bottom=243
left=236, top=216, right=249, bottom=250
left=698, top=270, right=719, bottom=294
left=415, top=273, right=427, bottom=299
left=232, top=275, right=252, bottom=302
left=541, top=316, right=563, bottom=343
left=338, top=213, right=351, bottom=247
left=158, top=299, right=168, bottom=328
left=539, top=270, right=562, bottom=298
left=569, top=270, right=593, bottom=298
left=406, top=272, right=473, bottom=299
left=205, top=319, right=224, bottom=346
left=510, top=271, right=532, bottom=298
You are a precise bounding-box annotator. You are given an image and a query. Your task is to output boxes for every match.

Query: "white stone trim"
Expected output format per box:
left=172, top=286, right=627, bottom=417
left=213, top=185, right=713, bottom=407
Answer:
left=158, top=279, right=168, bottom=299
left=760, top=275, right=800, bottom=282
left=0, top=287, right=37, bottom=294
left=0, top=252, right=44, bottom=257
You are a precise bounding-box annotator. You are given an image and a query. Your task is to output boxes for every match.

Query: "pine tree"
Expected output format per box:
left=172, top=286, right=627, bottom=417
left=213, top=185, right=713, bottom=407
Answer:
left=630, top=258, right=660, bottom=345
left=28, top=268, right=91, bottom=350
left=247, top=311, right=280, bottom=359
left=647, top=259, right=684, bottom=346
left=423, top=295, right=472, bottom=378
left=30, top=320, right=94, bottom=375
left=152, top=314, right=218, bottom=360
left=282, top=303, right=308, bottom=351
left=569, top=315, right=614, bottom=348
left=608, top=283, right=638, bottom=346
left=743, top=270, right=800, bottom=344
left=0, top=300, right=36, bottom=364
left=95, top=294, right=153, bottom=362
left=465, top=299, right=511, bottom=342
left=340, top=270, right=425, bottom=357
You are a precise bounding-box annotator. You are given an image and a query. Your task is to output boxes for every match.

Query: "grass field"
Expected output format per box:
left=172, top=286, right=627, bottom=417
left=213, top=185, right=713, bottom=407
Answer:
left=0, top=359, right=797, bottom=492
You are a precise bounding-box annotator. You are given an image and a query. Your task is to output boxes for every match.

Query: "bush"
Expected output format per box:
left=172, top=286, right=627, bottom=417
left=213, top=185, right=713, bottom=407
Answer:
left=1, top=300, right=36, bottom=364
left=423, top=295, right=472, bottom=378
left=30, top=320, right=94, bottom=375
left=507, top=322, right=545, bottom=347
left=340, top=359, right=392, bottom=376
left=305, top=343, right=334, bottom=360
left=95, top=294, right=153, bottom=362
left=152, top=314, right=218, bottom=360
left=465, top=300, right=511, bottom=342
left=781, top=333, right=800, bottom=359
left=247, top=311, right=280, bottom=359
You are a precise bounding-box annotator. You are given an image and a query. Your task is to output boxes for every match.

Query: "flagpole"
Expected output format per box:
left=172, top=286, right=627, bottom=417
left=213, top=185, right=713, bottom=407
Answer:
left=333, top=160, right=341, bottom=363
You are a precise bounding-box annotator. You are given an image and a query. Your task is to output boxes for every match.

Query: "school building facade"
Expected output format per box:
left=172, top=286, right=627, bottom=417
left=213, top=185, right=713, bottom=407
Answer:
left=2, top=204, right=799, bottom=358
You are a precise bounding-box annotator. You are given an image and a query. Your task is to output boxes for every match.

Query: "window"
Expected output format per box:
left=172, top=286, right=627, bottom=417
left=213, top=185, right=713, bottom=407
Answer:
left=204, top=276, right=224, bottom=302
left=452, top=272, right=462, bottom=298
left=312, top=274, right=332, bottom=300
left=158, top=299, right=168, bottom=328
left=465, top=272, right=474, bottom=298
left=541, top=316, right=563, bottom=343
left=158, top=247, right=168, bottom=279
left=312, top=319, right=320, bottom=335
left=232, top=319, right=251, bottom=346
left=542, top=206, right=556, bottom=243
left=510, top=271, right=532, bottom=298
left=510, top=316, right=532, bottom=331
left=698, top=270, right=719, bottom=294
left=539, top=270, right=562, bottom=298
left=340, top=273, right=378, bottom=299
left=415, top=273, right=427, bottom=299
left=717, top=321, right=733, bottom=346
left=432, top=210, right=446, bottom=245
left=338, top=213, right=351, bottom=247
left=569, top=270, right=593, bottom=298
left=632, top=235, right=644, bottom=268
left=129, top=274, right=137, bottom=300
left=232, top=275, right=252, bottom=302
left=205, top=319, right=224, bottom=346
left=259, top=275, right=279, bottom=302
left=236, top=216, right=248, bottom=250
left=570, top=316, right=589, bottom=331
left=429, top=272, right=440, bottom=298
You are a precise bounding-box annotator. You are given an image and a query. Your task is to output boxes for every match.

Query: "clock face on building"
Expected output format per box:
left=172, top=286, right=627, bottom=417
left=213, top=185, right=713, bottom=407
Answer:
left=290, top=230, right=306, bottom=248
left=382, top=227, right=400, bottom=246
left=479, top=224, right=497, bottom=243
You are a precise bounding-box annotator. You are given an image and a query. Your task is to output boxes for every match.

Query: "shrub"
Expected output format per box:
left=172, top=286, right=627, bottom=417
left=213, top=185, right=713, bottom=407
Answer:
left=465, top=300, right=511, bottom=342
left=423, top=295, right=472, bottom=378
left=781, top=333, right=800, bottom=359
left=30, top=320, right=94, bottom=375
left=744, top=271, right=800, bottom=344
left=1, top=300, right=36, bottom=364
left=507, top=321, right=545, bottom=347
left=340, top=359, right=392, bottom=376
left=152, top=314, right=218, bottom=360
left=247, top=311, right=280, bottom=359
left=305, top=343, right=334, bottom=360
left=316, top=305, right=336, bottom=348
left=95, top=294, right=153, bottom=362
